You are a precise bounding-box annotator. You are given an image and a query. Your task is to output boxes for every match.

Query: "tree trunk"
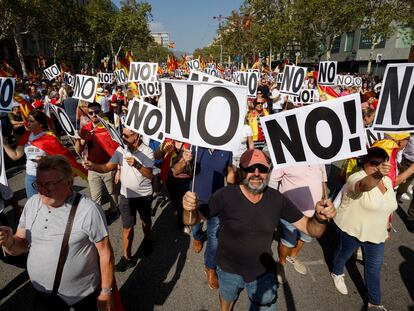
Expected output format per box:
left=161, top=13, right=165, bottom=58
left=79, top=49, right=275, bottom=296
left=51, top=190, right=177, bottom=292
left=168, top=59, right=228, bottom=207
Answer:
left=13, top=27, right=27, bottom=77
left=367, top=34, right=378, bottom=74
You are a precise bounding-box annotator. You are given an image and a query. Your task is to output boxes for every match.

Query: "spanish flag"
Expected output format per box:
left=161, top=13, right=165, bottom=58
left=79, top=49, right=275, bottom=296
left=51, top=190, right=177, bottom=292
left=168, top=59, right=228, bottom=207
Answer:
left=14, top=93, right=33, bottom=128
left=318, top=85, right=339, bottom=100
left=2, top=60, right=17, bottom=77
left=19, top=131, right=88, bottom=179
left=125, top=51, right=139, bottom=96
left=251, top=58, right=260, bottom=70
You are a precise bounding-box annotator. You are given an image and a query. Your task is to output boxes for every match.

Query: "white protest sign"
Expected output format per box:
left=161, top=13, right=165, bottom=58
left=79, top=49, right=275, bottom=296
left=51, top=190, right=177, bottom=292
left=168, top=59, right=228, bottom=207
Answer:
left=293, top=89, right=315, bottom=105
left=97, top=116, right=125, bottom=149
left=98, top=73, right=114, bottom=84
left=336, top=75, right=355, bottom=87
left=318, top=61, right=337, bottom=86
left=188, top=70, right=233, bottom=85
left=44, top=64, right=61, bottom=81
left=138, top=81, right=161, bottom=98
left=280, top=65, right=307, bottom=96
left=63, top=72, right=75, bottom=88
left=0, top=126, right=7, bottom=186
left=0, top=77, right=15, bottom=112
left=73, top=75, right=98, bottom=103
left=231, top=72, right=240, bottom=84
left=187, top=59, right=200, bottom=71
left=260, top=93, right=367, bottom=168
left=49, top=104, right=80, bottom=138
left=125, top=99, right=165, bottom=142
left=237, top=71, right=259, bottom=97
left=43, top=101, right=51, bottom=118
left=203, top=68, right=219, bottom=77
left=128, top=62, right=158, bottom=82
left=365, top=128, right=385, bottom=147
left=206, top=63, right=216, bottom=69
left=159, top=79, right=248, bottom=152
left=373, top=63, right=414, bottom=132
left=113, top=69, right=128, bottom=85
left=354, top=77, right=363, bottom=87
left=277, top=73, right=284, bottom=84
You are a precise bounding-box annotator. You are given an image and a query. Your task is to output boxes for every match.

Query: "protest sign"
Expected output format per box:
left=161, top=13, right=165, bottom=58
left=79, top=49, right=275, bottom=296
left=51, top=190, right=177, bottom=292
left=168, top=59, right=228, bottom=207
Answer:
left=159, top=80, right=248, bottom=152
left=365, top=128, right=385, bottom=147
left=277, top=73, right=284, bottom=84
left=260, top=93, right=367, bottom=168
left=187, top=59, right=200, bottom=71
left=49, top=104, right=80, bottom=138
left=293, top=89, right=315, bottom=105
left=0, top=77, right=15, bottom=112
left=203, top=68, right=219, bottom=77
left=113, top=69, right=128, bottom=85
left=44, top=64, right=61, bottom=81
left=63, top=72, right=75, bottom=88
left=97, top=116, right=125, bottom=149
left=188, top=70, right=233, bottom=85
left=336, top=75, right=355, bottom=87
left=125, top=99, right=165, bottom=142
left=231, top=72, right=240, bottom=84
left=0, top=126, right=7, bottom=186
left=98, top=72, right=114, bottom=84
left=318, top=61, right=337, bottom=86
left=129, top=62, right=158, bottom=82
left=280, top=65, right=307, bottom=96
left=206, top=63, right=216, bottom=69
left=73, top=75, right=98, bottom=103
left=237, top=71, right=259, bottom=97
left=354, top=77, right=362, bottom=87
left=373, top=63, right=414, bottom=132
left=138, top=81, right=161, bottom=97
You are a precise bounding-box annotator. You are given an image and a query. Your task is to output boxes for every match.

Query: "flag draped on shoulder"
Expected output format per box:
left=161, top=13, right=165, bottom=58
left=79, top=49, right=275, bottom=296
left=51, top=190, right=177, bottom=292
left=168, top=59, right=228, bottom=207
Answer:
left=18, top=131, right=88, bottom=179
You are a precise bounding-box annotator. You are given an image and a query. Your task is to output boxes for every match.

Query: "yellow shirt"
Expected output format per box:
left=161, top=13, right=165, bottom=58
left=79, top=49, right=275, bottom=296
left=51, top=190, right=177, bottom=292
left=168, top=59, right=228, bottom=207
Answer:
left=334, top=170, right=397, bottom=243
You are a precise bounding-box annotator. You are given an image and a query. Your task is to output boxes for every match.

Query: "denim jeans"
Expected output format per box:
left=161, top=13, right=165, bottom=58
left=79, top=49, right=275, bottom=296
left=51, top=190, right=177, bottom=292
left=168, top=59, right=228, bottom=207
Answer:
left=217, top=266, right=277, bottom=311
left=25, top=174, right=37, bottom=198
left=332, top=225, right=385, bottom=305
left=192, top=216, right=219, bottom=269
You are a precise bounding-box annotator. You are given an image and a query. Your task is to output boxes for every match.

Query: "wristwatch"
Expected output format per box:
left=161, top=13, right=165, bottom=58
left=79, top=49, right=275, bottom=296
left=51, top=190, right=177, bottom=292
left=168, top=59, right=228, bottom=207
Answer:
left=134, top=161, right=143, bottom=169
left=101, top=287, right=113, bottom=294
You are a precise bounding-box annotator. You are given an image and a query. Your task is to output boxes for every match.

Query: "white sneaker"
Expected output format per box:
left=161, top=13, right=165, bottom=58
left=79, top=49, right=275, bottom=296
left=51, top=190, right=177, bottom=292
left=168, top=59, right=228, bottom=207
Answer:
left=408, top=184, right=413, bottom=195
left=401, top=193, right=410, bottom=201
left=331, top=273, right=348, bottom=295
left=367, top=303, right=388, bottom=311
left=276, top=262, right=287, bottom=284
left=286, top=256, right=307, bottom=275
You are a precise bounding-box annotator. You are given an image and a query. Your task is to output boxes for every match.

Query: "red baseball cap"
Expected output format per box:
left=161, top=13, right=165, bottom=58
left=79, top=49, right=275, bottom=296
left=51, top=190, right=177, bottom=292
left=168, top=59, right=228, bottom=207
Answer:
left=240, top=149, right=270, bottom=169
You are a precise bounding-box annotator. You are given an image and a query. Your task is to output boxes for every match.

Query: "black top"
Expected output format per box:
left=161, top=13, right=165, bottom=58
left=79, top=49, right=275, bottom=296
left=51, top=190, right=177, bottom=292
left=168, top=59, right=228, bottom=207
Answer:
left=200, top=185, right=303, bottom=282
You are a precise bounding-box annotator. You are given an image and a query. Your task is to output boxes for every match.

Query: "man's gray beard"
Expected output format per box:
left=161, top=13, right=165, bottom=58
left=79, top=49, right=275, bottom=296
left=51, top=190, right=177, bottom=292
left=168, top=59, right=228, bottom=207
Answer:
left=242, top=176, right=268, bottom=194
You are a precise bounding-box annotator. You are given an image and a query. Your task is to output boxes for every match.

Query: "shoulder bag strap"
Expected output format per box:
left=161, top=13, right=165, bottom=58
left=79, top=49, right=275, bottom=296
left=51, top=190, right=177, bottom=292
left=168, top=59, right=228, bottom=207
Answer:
left=52, top=193, right=82, bottom=294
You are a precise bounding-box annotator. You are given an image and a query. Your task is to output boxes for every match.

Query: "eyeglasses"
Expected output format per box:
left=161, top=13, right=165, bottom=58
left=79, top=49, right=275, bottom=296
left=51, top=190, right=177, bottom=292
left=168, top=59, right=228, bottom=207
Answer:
left=241, top=164, right=269, bottom=173
left=32, top=177, right=65, bottom=191
left=88, top=110, right=101, bottom=116
left=369, top=160, right=383, bottom=166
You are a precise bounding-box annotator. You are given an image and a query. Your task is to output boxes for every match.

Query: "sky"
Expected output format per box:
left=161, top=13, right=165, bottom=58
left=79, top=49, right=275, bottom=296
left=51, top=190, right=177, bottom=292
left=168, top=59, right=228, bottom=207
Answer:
left=113, top=0, right=244, bottom=53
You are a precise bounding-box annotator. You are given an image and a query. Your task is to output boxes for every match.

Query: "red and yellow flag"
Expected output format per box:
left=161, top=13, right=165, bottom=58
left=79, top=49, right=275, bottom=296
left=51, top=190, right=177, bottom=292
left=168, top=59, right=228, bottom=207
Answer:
left=125, top=51, right=139, bottom=96
left=2, top=60, right=17, bottom=77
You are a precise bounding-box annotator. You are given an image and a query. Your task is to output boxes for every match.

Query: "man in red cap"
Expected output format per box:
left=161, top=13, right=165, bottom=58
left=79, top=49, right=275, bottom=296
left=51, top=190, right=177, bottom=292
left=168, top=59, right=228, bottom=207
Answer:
left=182, top=149, right=336, bottom=310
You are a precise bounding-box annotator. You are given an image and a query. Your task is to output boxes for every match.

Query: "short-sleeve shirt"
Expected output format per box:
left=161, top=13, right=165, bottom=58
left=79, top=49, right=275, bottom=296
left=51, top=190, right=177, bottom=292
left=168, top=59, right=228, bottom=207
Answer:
left=19, top=194, right=108, bottom=306
left=109, top=144, right=154, bottom=198
left=192, top=147, right=232, bottom=203
left=24, top=132, right=48, bottom=176
left=200, top=185, right=303, bottom=282
left=80, top=122, right=119, bottom=164
left=334, top=170, right=398, bottom=243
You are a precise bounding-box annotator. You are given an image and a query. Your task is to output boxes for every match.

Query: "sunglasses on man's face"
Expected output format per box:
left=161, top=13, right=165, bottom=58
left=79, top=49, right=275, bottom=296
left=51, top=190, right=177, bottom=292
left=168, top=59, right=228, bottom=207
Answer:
left=369, top=160, right=383, bottom=167
left=88, top=110, right=101, bottom=116
left=241, top=164, right=269, bottom=174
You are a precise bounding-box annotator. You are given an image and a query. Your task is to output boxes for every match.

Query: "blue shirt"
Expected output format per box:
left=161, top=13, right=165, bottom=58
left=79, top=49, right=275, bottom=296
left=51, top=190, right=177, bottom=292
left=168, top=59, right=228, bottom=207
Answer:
left=193, top=147, right=232, bottom=203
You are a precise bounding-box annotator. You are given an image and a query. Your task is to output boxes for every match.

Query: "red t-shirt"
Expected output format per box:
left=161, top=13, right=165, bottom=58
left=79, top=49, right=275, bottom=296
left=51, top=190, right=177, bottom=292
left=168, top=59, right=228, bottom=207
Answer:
left=80, top=122, right=119, bottom=164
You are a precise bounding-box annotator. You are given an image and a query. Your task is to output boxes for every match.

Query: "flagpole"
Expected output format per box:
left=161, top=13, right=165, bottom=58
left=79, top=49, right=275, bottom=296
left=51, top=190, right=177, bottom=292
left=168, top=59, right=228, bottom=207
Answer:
left=190, top=145, right=199, bottom=224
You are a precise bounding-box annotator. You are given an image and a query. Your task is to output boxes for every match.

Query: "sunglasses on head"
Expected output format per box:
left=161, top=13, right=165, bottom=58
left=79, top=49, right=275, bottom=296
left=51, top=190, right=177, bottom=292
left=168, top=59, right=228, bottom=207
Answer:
left=88, top=109, right=100, bottom=116
left=241, top=164, right=269, bottom=173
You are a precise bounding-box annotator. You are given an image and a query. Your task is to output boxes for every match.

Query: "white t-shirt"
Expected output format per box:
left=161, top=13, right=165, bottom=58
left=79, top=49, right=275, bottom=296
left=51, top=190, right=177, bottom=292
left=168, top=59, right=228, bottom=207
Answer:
left=110, top=144, right=154, bottom=198
left=271, top=89, right=283, bottom=110
left=25, top=132, right=48, bottom=176
left=99, top=96, right=111, bottom=113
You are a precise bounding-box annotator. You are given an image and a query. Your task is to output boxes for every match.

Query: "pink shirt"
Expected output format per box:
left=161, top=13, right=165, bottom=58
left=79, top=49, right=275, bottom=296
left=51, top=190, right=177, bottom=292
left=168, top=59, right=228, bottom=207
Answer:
left=268, top=165, right=327, bottom=217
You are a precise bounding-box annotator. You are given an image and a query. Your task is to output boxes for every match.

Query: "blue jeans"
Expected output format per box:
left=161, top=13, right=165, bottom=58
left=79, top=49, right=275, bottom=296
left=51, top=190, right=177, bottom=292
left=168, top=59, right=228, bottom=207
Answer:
left=25, top=174, right=37, bottom=198
left=217, top=266, right=277, bottom=311
left=332, top=226, right=385, bottom=305
left=279, top=219, right=312, bottom=248
left=192, top=215, right=219, bottom=269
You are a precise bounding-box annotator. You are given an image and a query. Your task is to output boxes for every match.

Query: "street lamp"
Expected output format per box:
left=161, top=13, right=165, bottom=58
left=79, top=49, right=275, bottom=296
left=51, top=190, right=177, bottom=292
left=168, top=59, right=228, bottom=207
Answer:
left=286, top=39, right=301, bottom=65
left=213, top=14, right=228, bottom=64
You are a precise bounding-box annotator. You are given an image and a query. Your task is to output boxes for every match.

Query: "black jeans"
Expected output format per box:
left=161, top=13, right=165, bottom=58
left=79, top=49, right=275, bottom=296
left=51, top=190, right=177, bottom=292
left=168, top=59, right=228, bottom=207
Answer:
left=33, top=288, right=99, bottom=311
left=397, top=156, right=414, bottom=222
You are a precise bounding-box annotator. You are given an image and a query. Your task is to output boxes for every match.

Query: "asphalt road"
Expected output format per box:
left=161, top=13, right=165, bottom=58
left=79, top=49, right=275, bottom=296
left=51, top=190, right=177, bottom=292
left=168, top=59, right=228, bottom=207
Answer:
left=1, top=158, right=413, bottom=311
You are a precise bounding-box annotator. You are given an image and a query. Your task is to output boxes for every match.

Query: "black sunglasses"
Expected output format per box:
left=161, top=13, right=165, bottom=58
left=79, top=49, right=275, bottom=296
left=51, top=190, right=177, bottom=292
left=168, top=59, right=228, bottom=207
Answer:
left=88, top=109, right=101, bottom=116
left=369, top=160, right=383, bottom=166
left=241, top=164, right=269, bottom=173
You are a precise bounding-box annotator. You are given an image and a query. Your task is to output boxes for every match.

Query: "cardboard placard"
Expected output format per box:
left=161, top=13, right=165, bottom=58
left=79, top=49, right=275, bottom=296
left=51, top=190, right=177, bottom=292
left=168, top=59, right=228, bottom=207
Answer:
left=63, top=72, right=75, bottom=88
left=138, top=81, right=161, bottom=98
left=237, top=71, right=259, bottom=97
left=44, top=64, right=61, bottom=81
left=49, top=104, right=80, bottom=138
left=318, top=61, right=337, bottom=86
left=373, top=63, right=414, bottom=132
left=113, top=69, right=128, bottom=85
left=97, top=116, right=125, bottom=149
left=159, top=79, right=248, bottom=152
left=365, top=128, right=385, bottom=147
left=128, top=62, right=158, bottom=82
left=73, top=75, right=98, bottom=103
left=293, top=89, right=315, bottom=105
left=187, top=59, right=200, bottom=71
left=280, top=65, right=307, bottom=96
left=188, top=70, right=233, bottom=85
left=0, top=77, right=15, bottom=112
left=125, top=99, right=165, bottom=142
left=260, top=93, right=367, bottom=168
left=98, top=73, right=114, bottom=84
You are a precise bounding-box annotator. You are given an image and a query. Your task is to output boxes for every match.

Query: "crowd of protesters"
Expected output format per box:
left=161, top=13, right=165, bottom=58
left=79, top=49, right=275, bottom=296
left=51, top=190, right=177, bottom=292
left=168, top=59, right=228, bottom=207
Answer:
left=0, top=64, right=410, bottom=311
